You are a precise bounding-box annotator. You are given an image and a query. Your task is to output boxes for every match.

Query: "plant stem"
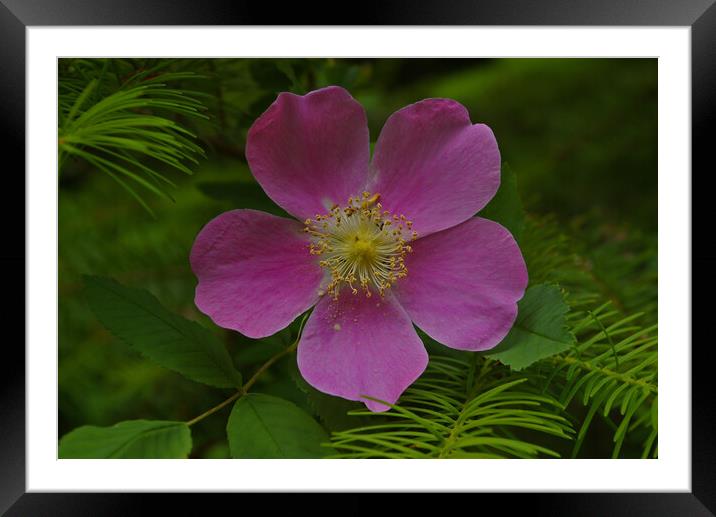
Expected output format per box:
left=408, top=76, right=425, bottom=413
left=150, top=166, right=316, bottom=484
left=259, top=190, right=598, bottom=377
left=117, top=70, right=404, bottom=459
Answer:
left=185, top=389, right=244, bottom=427
left=186, top=314, right=308, bottom=427
left=186, top=341, right=298, bottom=427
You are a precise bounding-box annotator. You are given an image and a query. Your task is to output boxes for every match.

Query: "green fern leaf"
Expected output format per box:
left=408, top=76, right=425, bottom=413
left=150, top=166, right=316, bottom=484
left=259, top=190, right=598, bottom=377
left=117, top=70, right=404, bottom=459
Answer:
left=59, top=59, right=210, bottom=214
left=328, top=355, right=574, bottom=459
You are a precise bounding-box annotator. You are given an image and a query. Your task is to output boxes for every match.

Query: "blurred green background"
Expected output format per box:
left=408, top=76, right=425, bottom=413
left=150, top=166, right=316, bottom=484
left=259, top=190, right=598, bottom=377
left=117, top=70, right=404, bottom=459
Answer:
left=58, top=58, right=657, bottom=458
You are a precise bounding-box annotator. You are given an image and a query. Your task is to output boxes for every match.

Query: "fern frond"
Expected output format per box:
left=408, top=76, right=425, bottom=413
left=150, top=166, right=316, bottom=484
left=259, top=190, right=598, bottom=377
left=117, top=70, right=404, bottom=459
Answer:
left=534, top=302, right=657, bottom=458
left=328, top=355, right=574, bottom=459
left=521, top=214, right=657, bottom=323
left=59, top=59, right=210, bottom=215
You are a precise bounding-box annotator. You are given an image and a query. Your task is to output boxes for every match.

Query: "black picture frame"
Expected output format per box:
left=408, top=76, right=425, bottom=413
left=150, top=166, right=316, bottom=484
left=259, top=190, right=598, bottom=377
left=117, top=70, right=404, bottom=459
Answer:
left=2, top=1, right=712, bottom=514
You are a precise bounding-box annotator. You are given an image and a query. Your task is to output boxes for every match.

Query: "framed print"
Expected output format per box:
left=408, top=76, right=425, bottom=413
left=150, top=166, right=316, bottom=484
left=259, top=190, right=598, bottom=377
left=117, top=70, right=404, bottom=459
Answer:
left=2, top=0, right=713, bottom=514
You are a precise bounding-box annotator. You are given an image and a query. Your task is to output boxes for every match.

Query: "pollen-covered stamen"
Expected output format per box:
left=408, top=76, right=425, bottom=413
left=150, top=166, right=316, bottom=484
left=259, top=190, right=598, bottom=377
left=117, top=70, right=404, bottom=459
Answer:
left=304, top=191, right=417, bottom=299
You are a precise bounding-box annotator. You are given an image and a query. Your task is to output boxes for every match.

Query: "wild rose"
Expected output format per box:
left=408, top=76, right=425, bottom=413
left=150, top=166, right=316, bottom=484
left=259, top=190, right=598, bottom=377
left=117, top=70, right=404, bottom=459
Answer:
left=190, top=86, right=528, bottom=411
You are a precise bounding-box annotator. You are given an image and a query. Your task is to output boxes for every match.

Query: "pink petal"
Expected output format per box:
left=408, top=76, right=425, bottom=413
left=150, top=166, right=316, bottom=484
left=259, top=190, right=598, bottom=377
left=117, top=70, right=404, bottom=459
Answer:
left=297, top=292, right=428, bottom=412
left=395, top=217, right=528, bottom=351
left=190, top=209, right=323, bottom=338
left=368, top=99, right=501, bottom=237
left=246, top=86, right=370, bottom=221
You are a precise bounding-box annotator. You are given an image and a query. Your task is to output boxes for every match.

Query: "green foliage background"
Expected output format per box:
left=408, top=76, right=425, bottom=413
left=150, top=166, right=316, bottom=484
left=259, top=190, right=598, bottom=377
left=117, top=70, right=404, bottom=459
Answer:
left=58, top=58, right=657, bottom=459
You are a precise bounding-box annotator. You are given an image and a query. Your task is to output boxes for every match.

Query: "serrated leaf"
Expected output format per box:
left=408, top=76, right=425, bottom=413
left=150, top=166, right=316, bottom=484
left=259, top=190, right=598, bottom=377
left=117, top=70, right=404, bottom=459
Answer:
left=227, top=393, right=334, bottom=458
left=478, top=162, right=525, bottom=241
left=59, top=420, right=191, bottom=459
left=486, top=284, right=575, bottom=370
left=84, top=276, right=242, bottom=388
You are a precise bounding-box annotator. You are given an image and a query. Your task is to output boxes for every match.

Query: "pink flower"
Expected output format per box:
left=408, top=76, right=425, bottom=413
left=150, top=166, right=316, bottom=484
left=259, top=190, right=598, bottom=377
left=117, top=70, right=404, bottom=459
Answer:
left=190, top=86, right=528, bottom=411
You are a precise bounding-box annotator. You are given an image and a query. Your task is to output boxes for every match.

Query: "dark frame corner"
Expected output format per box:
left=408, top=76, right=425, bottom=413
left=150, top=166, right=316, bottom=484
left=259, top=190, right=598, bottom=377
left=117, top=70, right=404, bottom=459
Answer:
left=2, top=0, right=713, bottom=514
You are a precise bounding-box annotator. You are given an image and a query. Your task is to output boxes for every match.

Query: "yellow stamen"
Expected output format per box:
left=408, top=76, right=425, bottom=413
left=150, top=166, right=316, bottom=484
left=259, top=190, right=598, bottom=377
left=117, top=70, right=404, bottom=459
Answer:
left=304, top=192, right=416, bottom=299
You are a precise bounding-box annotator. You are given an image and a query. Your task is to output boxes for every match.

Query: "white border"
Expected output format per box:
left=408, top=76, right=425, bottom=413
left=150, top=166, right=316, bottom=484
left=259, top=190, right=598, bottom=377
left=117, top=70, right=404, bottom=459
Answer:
left=28, top=27, right=690, bottom=491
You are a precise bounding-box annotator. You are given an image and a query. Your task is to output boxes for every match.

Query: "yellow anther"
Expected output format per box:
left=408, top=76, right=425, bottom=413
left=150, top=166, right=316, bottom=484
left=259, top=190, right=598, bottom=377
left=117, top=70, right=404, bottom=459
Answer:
left=360, top=192, right=381, bottom=209
left=304, top=192, right=414, bottom=299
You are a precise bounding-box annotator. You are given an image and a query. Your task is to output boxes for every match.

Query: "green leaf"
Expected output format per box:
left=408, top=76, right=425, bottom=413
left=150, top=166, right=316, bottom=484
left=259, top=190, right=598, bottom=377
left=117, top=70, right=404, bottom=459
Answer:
left=84, top=276, right=242, bottom=388
left=227, top=393, right=334, bottom=458
left=478, top=162, right=525, bottom=241
left=486, top=284, right=575, bottom=370
left=59, top=420, right=192, bottom=458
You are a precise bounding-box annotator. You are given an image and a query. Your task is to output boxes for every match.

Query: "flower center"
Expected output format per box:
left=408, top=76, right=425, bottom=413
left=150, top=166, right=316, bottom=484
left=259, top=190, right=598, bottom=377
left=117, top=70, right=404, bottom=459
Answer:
left=305, top=191, right=418, bottom=299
